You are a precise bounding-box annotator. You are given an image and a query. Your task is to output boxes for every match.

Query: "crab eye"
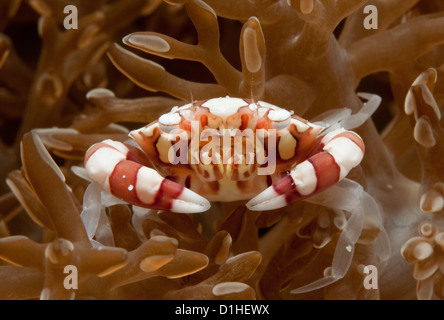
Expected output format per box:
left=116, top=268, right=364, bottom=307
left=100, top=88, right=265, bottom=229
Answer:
left=179, top=109, right=193, bottom=120
left=248, top=103, right=258, bottom=112
left=158, top=113, right=181, bottom=133
left=268, top=109, right=291, bottom=130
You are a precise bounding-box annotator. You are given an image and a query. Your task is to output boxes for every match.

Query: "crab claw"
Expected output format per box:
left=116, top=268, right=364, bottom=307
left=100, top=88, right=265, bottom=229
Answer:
left=247, top=129, right=364, bottom=211
left=84, top=140, right=210, bottom=213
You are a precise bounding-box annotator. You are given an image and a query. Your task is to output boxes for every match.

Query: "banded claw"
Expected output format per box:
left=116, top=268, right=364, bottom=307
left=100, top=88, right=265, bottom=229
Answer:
left=84, top=140, right=210, bottom=213
left=246, top=128, right=365, bottom=211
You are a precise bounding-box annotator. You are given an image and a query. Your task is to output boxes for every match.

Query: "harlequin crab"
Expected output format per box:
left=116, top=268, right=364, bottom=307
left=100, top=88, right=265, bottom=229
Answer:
left=84, top=97, right=365, bottom=213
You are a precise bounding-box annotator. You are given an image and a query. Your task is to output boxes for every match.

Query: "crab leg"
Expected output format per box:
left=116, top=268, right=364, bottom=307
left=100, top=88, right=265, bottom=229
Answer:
left=84, top=139, right=210, bottom=213
left=246, top=128, right=365, bottom=211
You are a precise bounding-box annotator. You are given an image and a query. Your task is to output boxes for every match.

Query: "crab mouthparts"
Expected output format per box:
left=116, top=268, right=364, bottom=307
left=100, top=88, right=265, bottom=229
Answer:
left=167, top=122, right=278, bottom=179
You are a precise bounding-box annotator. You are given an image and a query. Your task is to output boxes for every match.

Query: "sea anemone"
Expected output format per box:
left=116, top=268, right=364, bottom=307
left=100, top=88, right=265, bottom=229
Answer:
left=1, top=0, right=444, bottom=300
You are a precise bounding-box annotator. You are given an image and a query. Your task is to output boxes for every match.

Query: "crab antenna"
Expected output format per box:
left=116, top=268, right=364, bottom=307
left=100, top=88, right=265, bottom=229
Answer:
left=250, top=76, right=256, bottom=104
left=248, top=79, right=260, bottom=118
left=188, top=88, right=195, bottom=105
